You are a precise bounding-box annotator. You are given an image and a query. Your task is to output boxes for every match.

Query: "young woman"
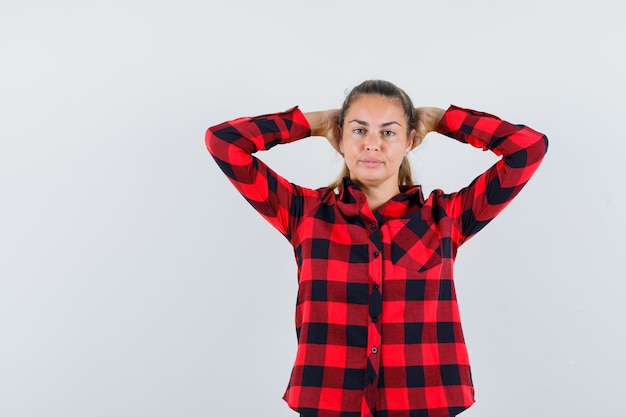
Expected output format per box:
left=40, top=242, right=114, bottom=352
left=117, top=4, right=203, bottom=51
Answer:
left=206, top=80, right=548, bottom=417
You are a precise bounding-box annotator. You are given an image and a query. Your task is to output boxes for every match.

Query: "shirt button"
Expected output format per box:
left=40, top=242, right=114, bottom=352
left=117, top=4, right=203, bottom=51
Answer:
left=373, top=284, right=379, bottom=290
left=373, top=251, right=380, bottom=258
left=371, top=347, right=378, bottom=354
left=370, top=224, right=377, bottom=231
left=372, top=317, right=378, bottom=323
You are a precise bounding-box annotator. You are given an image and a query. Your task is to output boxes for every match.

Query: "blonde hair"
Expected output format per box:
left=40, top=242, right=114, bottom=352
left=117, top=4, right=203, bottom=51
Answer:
left=329, top=80, right=418, bottom=190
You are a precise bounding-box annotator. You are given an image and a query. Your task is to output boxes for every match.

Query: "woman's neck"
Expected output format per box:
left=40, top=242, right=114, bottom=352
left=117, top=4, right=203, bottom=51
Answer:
left=358, top=182, right=401, bottom=212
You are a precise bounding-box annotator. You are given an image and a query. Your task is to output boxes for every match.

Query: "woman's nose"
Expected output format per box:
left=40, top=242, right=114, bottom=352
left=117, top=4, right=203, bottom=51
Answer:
left=364, top=132, right=380, bottom=151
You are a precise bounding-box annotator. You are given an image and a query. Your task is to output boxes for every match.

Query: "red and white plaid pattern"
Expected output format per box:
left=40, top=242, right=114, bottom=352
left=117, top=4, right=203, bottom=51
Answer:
left=206, top=105, right=548, bottom=417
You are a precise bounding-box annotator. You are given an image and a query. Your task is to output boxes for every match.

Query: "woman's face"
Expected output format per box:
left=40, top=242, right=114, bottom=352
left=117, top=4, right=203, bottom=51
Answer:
left=340, top=94, right=414, bottom=192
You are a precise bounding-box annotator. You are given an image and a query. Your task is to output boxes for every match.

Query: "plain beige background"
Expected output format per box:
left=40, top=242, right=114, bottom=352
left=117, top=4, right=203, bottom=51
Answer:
left=1, top=1, right=624, bottom=416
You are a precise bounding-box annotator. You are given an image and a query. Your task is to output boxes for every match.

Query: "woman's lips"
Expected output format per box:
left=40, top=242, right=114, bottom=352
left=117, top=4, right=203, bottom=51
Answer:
left=360, top=159, right=383, bottom=167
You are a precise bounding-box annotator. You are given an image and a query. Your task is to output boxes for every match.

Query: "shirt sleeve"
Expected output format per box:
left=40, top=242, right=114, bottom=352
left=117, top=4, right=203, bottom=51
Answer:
left=436, top=105, right=549, bottom=245
left=206, top=107, right=314, bottom=239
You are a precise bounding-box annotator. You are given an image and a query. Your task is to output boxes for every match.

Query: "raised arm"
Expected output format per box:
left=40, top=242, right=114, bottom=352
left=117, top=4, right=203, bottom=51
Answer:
left=206, top=107, right=314, bottom=239
left=433, top=105, right=549, bottom=245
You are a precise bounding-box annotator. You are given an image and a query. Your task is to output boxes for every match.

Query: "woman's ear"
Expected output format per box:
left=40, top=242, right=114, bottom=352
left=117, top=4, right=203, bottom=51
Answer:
left=337, top=127, right=344, bottom=154
left=407, top=129, right=416, bottom=152
left=410, top=128, right=422, bottom=150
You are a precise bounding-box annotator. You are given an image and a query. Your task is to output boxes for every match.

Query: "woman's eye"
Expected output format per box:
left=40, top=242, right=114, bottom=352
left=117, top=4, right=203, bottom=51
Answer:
left=382, top=130, right=395, bottom=137
left=353, top=128, right=365, bottom=135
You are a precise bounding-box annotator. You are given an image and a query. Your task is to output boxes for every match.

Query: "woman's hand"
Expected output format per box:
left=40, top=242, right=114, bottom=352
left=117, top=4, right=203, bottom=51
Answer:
left=304, top=110, right=341, bottom=152
left=413, top=107, right=445, bottom=148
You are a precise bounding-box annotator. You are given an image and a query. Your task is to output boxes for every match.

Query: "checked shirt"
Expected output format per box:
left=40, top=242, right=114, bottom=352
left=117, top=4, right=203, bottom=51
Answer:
left=206, top=105, right=548, bottom=417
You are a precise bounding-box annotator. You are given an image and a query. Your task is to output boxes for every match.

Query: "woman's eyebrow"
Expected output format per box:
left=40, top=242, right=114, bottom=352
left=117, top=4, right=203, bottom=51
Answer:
left=381, top=121, right=402, bottom=127
left=348, top=119, right=402, bottom=127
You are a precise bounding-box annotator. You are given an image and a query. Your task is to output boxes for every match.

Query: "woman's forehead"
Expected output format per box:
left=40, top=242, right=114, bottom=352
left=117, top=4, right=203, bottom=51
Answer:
left=346, top=95, right=405, bottom=124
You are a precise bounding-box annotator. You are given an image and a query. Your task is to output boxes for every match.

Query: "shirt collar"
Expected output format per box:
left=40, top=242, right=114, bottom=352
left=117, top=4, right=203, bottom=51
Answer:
left=336, top=177, right=425, bottom=211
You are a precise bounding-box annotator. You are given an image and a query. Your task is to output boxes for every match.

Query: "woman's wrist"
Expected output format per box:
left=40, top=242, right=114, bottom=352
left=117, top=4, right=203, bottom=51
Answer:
left=418, top=107, right=446, bottom=133
left=303, top=110, right=341, bottom=152
left=303, top=111, right=333, bottom=137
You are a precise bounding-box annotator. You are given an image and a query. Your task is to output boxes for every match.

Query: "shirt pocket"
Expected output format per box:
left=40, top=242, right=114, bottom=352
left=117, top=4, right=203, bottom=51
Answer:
left=388, top=224, right=443, bottom=274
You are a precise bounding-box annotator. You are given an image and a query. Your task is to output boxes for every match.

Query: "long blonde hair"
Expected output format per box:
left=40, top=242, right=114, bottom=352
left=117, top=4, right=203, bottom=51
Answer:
left=329, top=80, right=418, bottom=190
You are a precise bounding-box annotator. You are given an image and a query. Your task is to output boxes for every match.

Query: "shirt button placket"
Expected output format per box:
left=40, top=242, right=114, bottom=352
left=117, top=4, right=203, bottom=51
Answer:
left=367, top=220, right=383, bottom=383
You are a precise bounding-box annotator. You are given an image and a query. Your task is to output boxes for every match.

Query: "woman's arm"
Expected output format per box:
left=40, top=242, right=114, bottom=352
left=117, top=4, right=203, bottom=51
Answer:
left=432, top=105, right=549, bottom=245
left=206, top=107, right=316, bottom=239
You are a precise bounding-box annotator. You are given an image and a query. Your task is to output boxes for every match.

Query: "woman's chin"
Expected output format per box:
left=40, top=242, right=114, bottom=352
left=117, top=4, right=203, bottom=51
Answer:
left=351, top=175, right=391, bottom=189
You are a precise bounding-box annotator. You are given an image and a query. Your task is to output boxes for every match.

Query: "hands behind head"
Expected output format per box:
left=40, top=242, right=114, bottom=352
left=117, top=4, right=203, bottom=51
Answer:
left=413, top=107, right=446, bottom=149
left=305, top=109, right=342, bottom=153
left=320, top=109, right=342, bottom=153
